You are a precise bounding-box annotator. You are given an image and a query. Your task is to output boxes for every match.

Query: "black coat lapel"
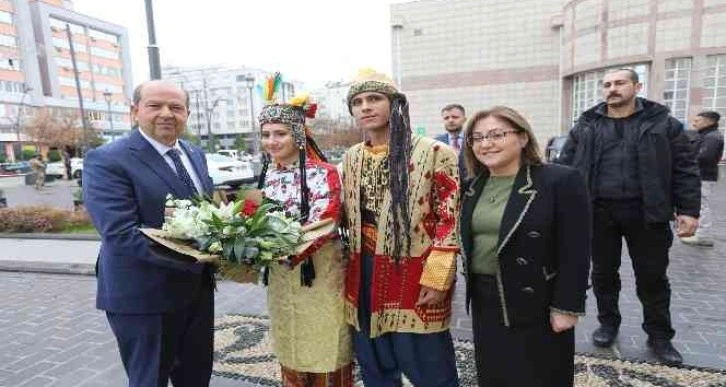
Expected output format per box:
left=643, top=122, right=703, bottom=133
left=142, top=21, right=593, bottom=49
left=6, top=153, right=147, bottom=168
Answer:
left=497, top=165, right=537, bottom=255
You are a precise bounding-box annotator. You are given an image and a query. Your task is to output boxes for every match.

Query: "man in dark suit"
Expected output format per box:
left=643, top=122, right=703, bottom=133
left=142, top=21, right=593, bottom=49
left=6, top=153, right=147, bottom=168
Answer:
left=436, top=104, right=467, bottom=180
left=83, top=80, right=216, bottom=386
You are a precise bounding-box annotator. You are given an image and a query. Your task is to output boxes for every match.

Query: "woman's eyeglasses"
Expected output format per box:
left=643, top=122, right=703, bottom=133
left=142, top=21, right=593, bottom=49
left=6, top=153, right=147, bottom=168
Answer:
left=468, top=129, right=518, bottom=145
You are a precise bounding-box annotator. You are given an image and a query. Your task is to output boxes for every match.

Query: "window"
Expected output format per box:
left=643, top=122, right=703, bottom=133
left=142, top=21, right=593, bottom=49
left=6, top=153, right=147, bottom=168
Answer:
left=91, top=47, right=119, bottom=60
left=0, top=10, right=13, bottom=25
left=49, top=18, right=84, bottom=34
left=59, top=77, right=90, bottom=88
left=571, top=63, right=649, bottom=122
left=1, top=80, right=25, bottom=94
left=88, top=29, right=118, bottom=44
left=87, top=111, right=104, bottom=121
left=52, top=37, right=86, bottom=52
left=0, top=34, right=17, bottom=48
left=95, top=82, right=122, bottom=93
left=703, top=55, right=726, bottom=127
left=55, top=57, right=89, bottom=72
left=93, top=63, right=122, bottom=77
left=0, top=58, right=21, bottom=71
left=663, top=58, right=691, bottom=123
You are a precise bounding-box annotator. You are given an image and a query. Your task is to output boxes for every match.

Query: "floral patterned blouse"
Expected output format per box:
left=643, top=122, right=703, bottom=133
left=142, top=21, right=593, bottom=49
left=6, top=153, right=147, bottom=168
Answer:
left=261, top=160, right=342, bottom=265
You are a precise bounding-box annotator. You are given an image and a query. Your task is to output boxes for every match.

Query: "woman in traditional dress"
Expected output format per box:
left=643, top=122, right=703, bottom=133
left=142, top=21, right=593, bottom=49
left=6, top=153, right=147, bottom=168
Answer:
left=256, top=75, right=352, bottom=387
left=459, top=106, right=591, bottom=386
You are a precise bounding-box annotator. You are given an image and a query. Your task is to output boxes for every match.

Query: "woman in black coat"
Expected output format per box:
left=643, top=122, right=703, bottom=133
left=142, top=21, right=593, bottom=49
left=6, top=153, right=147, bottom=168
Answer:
left=459, top=106, right=591, bottom=387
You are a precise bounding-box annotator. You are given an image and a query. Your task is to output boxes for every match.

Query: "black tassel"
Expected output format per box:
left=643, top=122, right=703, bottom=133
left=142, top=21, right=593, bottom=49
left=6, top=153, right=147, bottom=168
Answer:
left=300, top=257, right=316, bottom=287
left=262, top=266, right=270, bottom=286
left=257, top=153, right=270, bottom=190
left=297, top=147, right=316, bottom=287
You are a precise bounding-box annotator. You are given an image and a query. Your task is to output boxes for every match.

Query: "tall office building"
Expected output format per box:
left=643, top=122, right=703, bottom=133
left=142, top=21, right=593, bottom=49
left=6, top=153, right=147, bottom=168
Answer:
left=391, top=0, right=726, bottom=142
left=0, top=0, right=132, bottom=161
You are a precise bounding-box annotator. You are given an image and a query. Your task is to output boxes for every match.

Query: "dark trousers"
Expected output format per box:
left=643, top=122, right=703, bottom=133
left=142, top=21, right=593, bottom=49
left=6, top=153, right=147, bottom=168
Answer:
left=106, top=274, right=214, bottom=387
left=352, top=253, right=459, bottom=387
left=591, top=199, right=675, bottom=340
left=471, top=274, right=574, bottom=387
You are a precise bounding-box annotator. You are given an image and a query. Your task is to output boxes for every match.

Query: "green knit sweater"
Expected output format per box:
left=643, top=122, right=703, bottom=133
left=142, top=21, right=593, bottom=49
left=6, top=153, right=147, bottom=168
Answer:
left=470, top=175, right=515, bottom=275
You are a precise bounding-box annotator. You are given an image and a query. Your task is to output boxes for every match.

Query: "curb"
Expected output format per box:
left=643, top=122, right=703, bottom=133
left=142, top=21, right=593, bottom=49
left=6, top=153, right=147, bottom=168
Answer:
left=0, top=260, right=95, bottom=276
left=0, top=233, right=100, bottom=241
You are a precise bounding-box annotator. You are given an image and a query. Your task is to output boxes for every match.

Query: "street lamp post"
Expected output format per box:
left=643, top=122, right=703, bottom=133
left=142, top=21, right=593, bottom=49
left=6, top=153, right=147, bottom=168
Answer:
left=14, top=83, right=33, bottom=161
left=204, top=97, right=225, bottom=152
left=144, top=0, right=161, bottom=79
left=103, top=90, right=115, bottom=142
left=244, top=75, right=257, bottom=155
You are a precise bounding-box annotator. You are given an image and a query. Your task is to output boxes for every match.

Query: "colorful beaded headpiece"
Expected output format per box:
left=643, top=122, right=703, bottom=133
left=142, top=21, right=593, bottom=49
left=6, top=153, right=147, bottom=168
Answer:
left=257, top=73, right=318, bottom=149
left=346, top=68, right=400, bottom=114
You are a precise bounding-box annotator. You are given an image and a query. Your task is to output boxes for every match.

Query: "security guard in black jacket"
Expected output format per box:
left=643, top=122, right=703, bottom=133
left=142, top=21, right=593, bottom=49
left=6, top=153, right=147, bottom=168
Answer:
left=558, top=68, right=701, bottom=365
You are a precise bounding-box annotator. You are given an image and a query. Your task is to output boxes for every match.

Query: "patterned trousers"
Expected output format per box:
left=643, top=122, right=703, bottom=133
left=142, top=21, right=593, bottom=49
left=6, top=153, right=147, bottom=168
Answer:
left=280, top=363, right=353, bottom=387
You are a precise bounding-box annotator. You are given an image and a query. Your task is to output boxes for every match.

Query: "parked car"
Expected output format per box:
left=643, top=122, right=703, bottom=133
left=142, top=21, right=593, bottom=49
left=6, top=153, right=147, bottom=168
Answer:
left=46, top=158, right=83, bottom=179
left=545, top=135, right=568, bottom=162
left=0, top=161, right=31, bottom=175
left=218, top=149, right=257, bottom=163
left=205, top=153, right=255, bottom=188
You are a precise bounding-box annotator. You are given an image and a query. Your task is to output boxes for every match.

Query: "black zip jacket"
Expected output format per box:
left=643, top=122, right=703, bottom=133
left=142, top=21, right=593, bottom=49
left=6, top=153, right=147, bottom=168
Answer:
left=688, top=125, right=724, bottom=181
left=557, top=98, right=700, bottom=222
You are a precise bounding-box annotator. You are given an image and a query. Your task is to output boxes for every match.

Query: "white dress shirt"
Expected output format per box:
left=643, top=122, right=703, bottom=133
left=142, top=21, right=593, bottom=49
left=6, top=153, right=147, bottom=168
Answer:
left=138, top=129, right=204, bottom=194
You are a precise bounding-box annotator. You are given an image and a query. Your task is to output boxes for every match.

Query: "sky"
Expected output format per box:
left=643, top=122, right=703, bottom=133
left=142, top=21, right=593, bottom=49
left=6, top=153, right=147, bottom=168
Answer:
left=72, top=0, right=410, bottom=89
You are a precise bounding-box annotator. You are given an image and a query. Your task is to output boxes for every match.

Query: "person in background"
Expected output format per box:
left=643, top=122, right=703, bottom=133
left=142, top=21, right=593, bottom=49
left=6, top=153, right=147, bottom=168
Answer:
left=558, top=68, right=701, bottom=364
left=63, top=147, right=72, bottom=180
left=29, top=153, right=46, bottom=190
left=437, top=104, right=468, bottom=180
left=460, top=106, right=590, bottom=386
left=682, top=111, right=724, bottom=247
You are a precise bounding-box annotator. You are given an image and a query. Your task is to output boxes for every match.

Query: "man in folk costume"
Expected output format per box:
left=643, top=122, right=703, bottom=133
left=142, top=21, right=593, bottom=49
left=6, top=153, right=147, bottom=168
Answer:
left=340, top=68, right=461, bottom=386
left=256, top=73, right=353, bottom=386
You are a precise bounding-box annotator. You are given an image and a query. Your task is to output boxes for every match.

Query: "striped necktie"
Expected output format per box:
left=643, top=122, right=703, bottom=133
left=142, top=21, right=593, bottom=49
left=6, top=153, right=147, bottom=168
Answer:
left=167, top=148, right=197, bottom=196
left=451, top=135, right=461, bottom=152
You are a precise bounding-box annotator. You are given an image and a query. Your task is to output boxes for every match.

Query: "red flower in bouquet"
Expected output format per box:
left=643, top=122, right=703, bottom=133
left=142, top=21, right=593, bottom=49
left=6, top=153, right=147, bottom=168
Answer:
left=241, top=199, right=260, bottom=217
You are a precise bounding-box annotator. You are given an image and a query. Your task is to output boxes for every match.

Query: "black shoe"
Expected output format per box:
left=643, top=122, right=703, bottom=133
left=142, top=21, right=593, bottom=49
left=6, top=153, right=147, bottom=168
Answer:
left=647, top=338, right=683, bottom=365
left=592, top=325, right=618, bottom=347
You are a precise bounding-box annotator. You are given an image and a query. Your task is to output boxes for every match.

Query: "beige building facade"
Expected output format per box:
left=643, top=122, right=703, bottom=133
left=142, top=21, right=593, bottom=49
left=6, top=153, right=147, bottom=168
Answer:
left=391, top=0, right=726, bottom=141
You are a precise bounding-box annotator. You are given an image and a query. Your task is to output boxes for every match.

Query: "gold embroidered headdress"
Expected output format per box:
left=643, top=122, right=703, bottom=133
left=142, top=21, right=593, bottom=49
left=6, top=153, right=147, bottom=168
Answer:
left=346, top=68, right=413, bottom=263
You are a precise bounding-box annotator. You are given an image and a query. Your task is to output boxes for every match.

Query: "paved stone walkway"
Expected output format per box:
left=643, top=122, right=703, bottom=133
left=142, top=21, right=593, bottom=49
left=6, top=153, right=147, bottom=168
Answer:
left=0, top=180, right=724, bottom=385
left=2, top=179, right=77, bottom=211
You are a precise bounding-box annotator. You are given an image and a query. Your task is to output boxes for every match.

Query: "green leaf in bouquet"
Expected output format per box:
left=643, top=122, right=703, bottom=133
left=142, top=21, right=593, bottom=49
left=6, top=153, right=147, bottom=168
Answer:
left=199, top=236, right=214, bottom=252
left=231, top=200, right=244, bottom=215
left=222, top=240, right=234, bottom=260
left=210, top=212, right=225, bottom=227
left=257, top=239, right=275, bottom=250
left=233, top=236, right=247, bottom=263
left=258, top=250, right=274, bottom=263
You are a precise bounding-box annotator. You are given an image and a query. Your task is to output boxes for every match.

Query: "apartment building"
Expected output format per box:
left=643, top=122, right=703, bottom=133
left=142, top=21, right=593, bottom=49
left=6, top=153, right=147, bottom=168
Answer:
left=0, top=0, right=132, bottom=161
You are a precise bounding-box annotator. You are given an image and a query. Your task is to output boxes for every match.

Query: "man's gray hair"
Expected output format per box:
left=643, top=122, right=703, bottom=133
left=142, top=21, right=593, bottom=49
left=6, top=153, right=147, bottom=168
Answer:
left=132, top=82, right=190, bottom=109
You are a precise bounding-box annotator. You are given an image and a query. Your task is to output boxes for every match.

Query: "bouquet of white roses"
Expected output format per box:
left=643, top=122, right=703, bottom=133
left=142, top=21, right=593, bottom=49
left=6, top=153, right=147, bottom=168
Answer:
left=144, top=191, right=303, bottom=283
